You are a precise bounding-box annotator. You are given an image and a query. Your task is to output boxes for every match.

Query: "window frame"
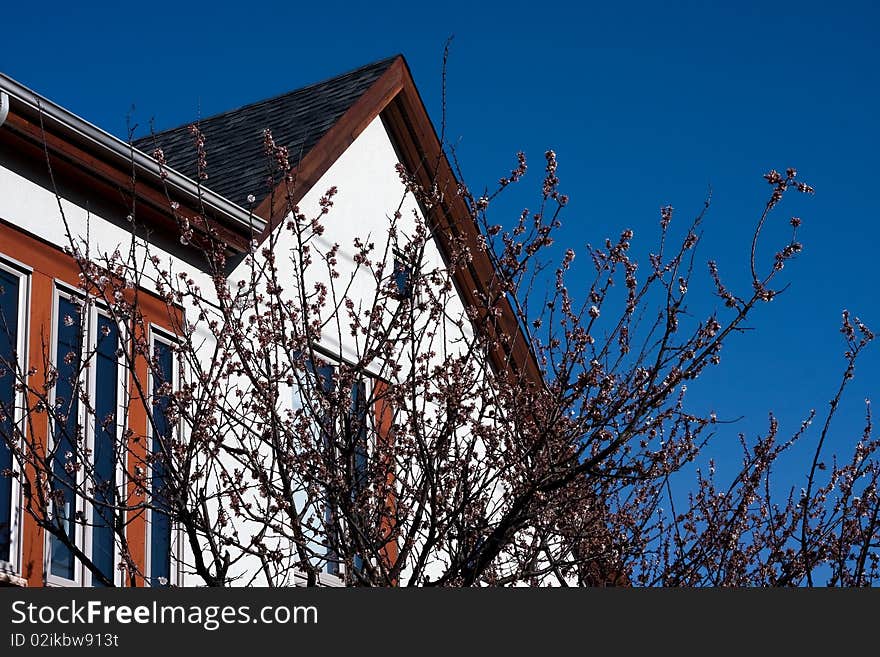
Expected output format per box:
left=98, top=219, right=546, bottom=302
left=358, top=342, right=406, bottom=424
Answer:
left=0, top=254, right=30, bottom=579
left=45, top=285, right=130, bottom=587
left=81, top=304, right=128, bottom=587
left=145, top=326, right=182, bottom=587
left=45, top=282, right=88, bottom=587
left=293, top=354, right=376, bottom=582
left=392, top=248, right=414, bottom=300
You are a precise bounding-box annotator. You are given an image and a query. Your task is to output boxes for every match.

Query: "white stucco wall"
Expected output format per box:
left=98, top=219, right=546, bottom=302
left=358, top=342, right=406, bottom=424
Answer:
left=258, top=116, right=472, bottom=364
left=221, top=116, right=477, bottom=585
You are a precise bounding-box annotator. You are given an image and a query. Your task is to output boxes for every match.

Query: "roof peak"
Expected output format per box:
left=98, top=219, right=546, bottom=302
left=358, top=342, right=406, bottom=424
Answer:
left=138, top=55, right=401, bottom=140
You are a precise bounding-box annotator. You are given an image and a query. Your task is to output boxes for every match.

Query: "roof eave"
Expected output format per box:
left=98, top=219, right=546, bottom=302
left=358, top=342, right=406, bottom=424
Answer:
left=0, top=72, right=266, bottom=238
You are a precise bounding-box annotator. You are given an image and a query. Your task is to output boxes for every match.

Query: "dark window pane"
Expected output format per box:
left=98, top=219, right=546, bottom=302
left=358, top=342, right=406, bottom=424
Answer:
left=310, top=363, right=338, bottom=575
left=150, top=339, right=173, bottom=586
left=312, top=363, right=334, bottom=394
left=324, top=506, right=339, bottom=575
left=91, top=315, right=118, bottom=586
left=349, top=381, right=368, bottom=575
left=0, top=269, right=19, bottom=564
left=350, top=381, right=368, bottom=494
left=50, top=296, right=82, bottom=580
left=393, top=258, right=411, bottom=299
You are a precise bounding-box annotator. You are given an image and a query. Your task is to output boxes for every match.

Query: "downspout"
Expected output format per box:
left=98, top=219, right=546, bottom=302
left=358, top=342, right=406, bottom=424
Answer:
left=0, top=91, right=9, bottom=127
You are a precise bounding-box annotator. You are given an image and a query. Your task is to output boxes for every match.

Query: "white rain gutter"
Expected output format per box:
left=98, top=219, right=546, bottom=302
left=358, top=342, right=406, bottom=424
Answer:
left=0, top=90, right=9, bottom=127
left=0, top=72, right=265, bottom=237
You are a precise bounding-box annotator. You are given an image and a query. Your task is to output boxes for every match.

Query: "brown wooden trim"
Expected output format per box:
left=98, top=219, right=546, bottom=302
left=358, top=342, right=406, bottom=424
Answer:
left=380, top=64, right=543, bottom=387
left=125, top=329, right=149, bottom=587
left=20, top=271, right=51, bottom=587
left=372, top=380, right=398, bottom=580
left=0, top=112, right=251, bottom=255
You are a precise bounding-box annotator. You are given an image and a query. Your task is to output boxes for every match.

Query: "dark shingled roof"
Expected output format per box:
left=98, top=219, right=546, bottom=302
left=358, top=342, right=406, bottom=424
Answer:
left=133, top=56, right=398, bottom=208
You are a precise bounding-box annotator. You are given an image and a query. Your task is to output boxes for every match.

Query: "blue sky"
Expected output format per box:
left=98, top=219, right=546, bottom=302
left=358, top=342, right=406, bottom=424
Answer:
left=4, top=1, right=878, bottom=490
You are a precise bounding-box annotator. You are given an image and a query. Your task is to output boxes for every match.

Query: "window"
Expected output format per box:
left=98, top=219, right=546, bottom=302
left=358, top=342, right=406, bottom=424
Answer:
left=48, top=293, right=83, bottom=583
left=47, top=289, right=125, bottom=586
left=0, top=224, right=182, bottom=587
left=300, top=359, right=371, bottom=577
left=350, top=381, right=368, bottom=495
left=308, top=362, right=339, bottom=576
left=348, top=380, right=368, bottom=574
left=392, top=253, right=412, bottom=300
left=148, top=333, right=175, bottom=587
left=88, top=311, right=121, bottom=586
left=0, top=261, right=27, bottom=572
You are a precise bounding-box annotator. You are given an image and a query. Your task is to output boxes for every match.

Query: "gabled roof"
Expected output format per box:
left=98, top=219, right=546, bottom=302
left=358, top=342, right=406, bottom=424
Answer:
left=0, top=56, right=542, bottom=387
left=139, top=54, right=543, bottom=386
left=133, top=57, right=398, bottom=208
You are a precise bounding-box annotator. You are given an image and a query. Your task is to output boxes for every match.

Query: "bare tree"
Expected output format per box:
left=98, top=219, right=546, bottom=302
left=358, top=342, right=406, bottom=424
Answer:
left=0, top=104, right=876, bottom=588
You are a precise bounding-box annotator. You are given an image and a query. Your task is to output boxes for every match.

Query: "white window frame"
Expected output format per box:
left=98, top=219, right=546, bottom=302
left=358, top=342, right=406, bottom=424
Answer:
left=292, top=356, right=375, bottom=584
left=45, top=283, right=87, bottom=587
left=338, top=375, right=373, bottom=583
left=46, top=285, right=129, bottom=587
left=144, top=326, right=182, bottom=587
left=0, top=254, right=30, bottom=580
left=81, top=304, right=127, bottom=587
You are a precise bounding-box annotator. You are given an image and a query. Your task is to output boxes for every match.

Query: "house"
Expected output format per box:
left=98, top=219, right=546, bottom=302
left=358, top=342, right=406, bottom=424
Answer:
left=0, top=56, right=540, bottom=587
